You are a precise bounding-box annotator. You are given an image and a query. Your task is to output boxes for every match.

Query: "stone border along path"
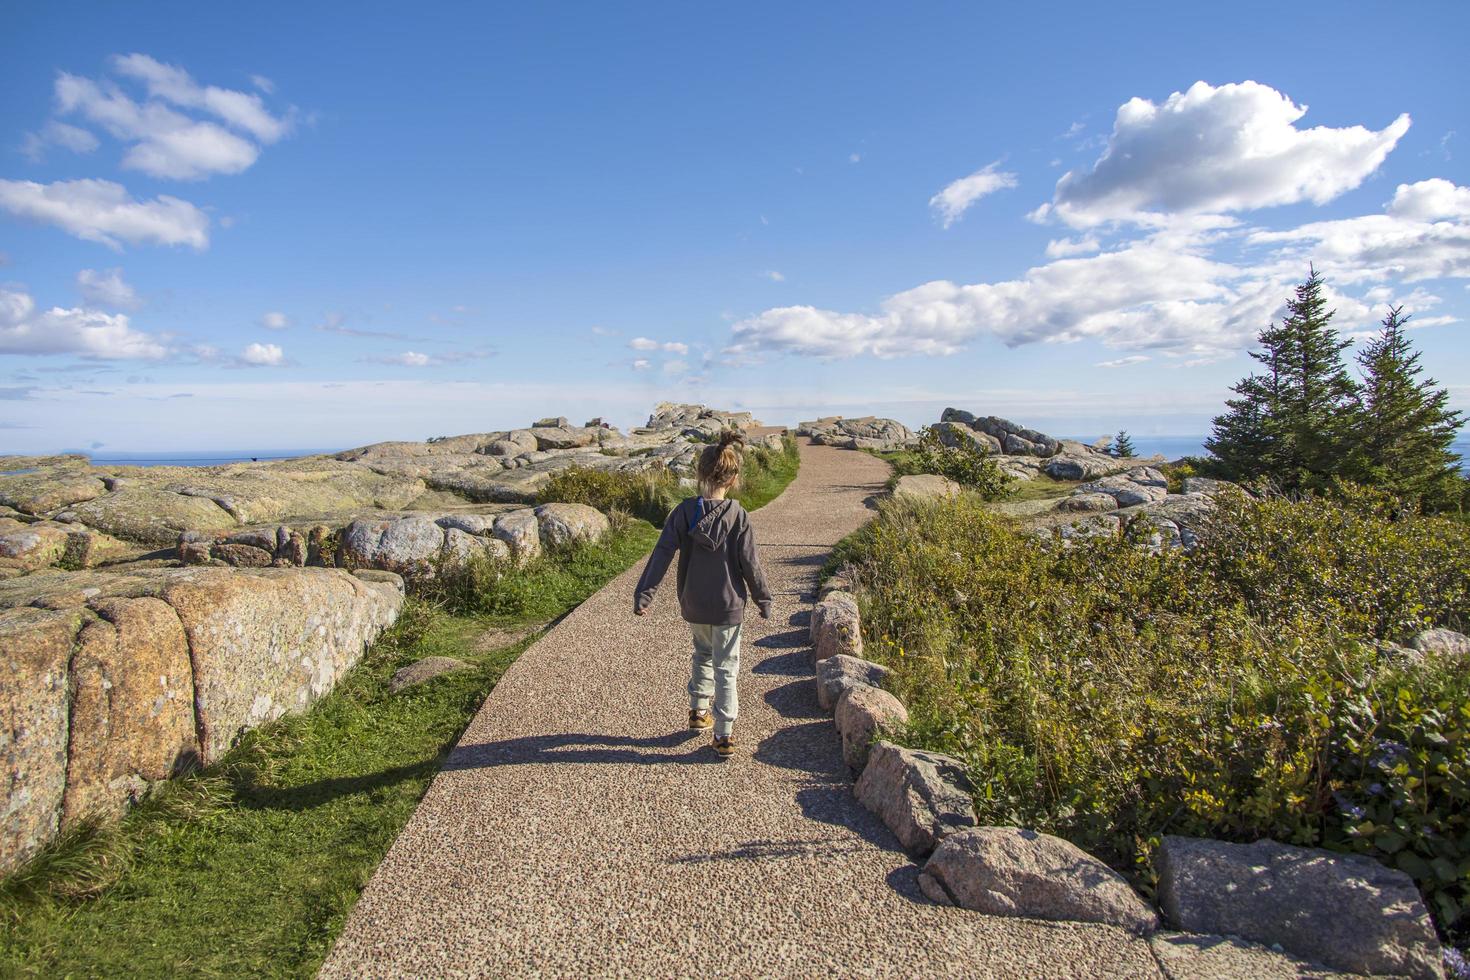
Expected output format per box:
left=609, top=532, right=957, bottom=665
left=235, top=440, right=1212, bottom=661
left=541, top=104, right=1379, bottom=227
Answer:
left=320, top=440, right=1170, bottom=979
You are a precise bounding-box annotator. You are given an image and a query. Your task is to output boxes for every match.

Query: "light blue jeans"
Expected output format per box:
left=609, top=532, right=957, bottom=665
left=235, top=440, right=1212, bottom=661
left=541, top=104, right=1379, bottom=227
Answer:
left=688, top=623, right=742, bottom=737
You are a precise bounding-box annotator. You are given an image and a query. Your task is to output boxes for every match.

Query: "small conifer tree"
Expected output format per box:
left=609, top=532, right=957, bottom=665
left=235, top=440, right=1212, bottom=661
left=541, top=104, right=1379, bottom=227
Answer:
left=1111, top=430, right=1136, bottom=458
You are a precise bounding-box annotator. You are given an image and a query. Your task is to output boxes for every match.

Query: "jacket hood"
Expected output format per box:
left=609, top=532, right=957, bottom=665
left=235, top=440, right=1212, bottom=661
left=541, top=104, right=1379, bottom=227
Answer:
left=689, top=498, right=737, bottom=551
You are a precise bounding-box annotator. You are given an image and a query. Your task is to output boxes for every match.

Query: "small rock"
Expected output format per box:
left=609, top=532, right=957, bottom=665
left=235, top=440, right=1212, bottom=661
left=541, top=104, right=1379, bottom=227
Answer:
left=534, top=502, right=609, bottom=548
left=815, top=653, right=891, bottom=712
left=389, top=656, right=473, bottom=693
left=811, top=591, right=862, bottom=663
left=492, top=509, right=542, bottom=562
left=853, top=740, right=976, bottom=857
left=1180, top=476, right=1228, bottom=495
left=212, top=542, right=275, bottom=567
left=835, top=685, right=908, bottom=774
left=435, top=514, right=499, bottom=536
left=919, top=827, right=1159, bottom=934
left=1057, top=492, right=1118, bottom=513
left=1156, top=836, right=1443, bottom=980
left=1409, top=627, right=1470, bottom=659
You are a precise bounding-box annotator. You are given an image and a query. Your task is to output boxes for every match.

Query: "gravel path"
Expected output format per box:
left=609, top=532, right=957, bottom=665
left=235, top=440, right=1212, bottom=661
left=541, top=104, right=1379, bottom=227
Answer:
left=321, top=441, right=1167, bottom=979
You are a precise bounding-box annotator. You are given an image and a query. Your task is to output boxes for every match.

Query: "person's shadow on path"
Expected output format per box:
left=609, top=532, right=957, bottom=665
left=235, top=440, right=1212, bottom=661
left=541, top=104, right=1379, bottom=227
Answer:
left=442, top=729, right=724, bottom=769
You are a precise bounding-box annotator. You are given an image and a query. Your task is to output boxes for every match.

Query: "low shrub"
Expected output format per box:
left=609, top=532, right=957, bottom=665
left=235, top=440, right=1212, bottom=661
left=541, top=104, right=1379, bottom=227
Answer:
left=842, top=490, right=1470, bottom=942
left=883, top=426, right=1014, bottom=500
left=538, top=466, right=681, bottom=525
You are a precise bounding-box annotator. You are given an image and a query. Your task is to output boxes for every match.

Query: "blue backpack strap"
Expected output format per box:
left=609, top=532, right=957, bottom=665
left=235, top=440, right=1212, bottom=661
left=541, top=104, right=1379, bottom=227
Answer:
left=692, top=495, right=705, bottom=526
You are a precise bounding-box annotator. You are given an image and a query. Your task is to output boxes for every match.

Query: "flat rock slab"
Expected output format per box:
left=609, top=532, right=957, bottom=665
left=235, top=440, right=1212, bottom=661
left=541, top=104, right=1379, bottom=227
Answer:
left=1149, top=932, right=1356, bottom=980
left=321, top=441, right=1171, bottom=978
left=390, top=657, right=474, bottom=693
left=1157, top=836, right=1443, bottom=980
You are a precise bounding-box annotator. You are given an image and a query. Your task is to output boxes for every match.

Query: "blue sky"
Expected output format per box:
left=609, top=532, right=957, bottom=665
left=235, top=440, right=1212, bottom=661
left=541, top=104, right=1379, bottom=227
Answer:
left=3, top=1, right=1468, bottom=452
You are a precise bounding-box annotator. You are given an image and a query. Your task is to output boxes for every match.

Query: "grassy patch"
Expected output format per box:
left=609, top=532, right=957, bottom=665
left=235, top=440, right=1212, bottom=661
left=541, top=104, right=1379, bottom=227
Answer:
left=841, top=489, right=1470, bottom=943
left=1005, top=475, right=1079, bottom=503
left=731, top=435, right=800, bottom=512
left=0, top=523, right=658, bottom=978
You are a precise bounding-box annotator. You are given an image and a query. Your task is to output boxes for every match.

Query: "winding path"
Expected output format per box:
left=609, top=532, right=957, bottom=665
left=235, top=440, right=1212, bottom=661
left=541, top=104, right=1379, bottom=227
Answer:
left=321, top=440, right=1164, bottom=978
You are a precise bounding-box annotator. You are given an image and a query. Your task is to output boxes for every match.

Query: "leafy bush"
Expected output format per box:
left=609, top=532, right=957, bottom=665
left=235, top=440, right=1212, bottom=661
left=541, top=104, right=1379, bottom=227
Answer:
left=843, top=491, right=1470, bottom=941
left=538, top=466, right=681, bottom=525
left=886, top=426, right=1014, bottom=500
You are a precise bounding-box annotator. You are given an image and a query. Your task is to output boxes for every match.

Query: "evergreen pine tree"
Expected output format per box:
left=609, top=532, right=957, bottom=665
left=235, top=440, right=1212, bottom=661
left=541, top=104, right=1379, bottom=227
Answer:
left=1111, top=430, right=1136, bottom=458
left=1206, top=267, right=1359, bottom=492
left=1351, top=305, right=1465, bottom=509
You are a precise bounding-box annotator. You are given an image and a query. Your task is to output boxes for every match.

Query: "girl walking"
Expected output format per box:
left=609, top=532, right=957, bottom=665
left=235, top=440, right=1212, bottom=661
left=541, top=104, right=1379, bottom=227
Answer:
left=633, top=430, right=773, bottom=758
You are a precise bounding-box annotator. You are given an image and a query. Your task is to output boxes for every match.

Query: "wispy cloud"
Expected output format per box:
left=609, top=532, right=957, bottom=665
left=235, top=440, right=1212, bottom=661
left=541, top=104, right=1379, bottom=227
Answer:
left=0, top=178, right=209, bottom=250
left=929, top=162, right=1019, bottom=228
left=76, top=267, right=141, bottom=310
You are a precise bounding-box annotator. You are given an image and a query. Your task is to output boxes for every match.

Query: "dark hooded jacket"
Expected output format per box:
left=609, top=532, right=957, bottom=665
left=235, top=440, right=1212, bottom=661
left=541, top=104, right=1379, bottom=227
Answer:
left=634, top=496, right=773, bottom=626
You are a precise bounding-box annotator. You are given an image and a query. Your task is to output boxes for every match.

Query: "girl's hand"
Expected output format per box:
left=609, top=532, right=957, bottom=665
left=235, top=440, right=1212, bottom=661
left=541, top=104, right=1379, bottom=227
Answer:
left=634, top=607, right=648, bottom=616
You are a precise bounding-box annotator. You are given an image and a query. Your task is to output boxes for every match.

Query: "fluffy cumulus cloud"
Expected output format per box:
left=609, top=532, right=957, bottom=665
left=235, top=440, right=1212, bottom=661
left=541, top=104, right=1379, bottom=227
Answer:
left=929, top=162, right=1018, bottom=228
left=0, top=285, right=168, bottom=359
left=76, top=267, right=140, bottom=310
left=730, top=82, right=1470, bottom=366
left=46, top=54, right=292, bottom=181
left=238, top=342, right=284, bottom=366
left=0, top=178, right=209, bottom=249
left=1035, top=80, right=1411, bottom=228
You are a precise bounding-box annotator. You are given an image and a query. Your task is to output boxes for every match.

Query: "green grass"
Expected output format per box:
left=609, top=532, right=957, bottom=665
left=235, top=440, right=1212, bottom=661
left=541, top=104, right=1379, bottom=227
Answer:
left=0, top=524, right=658, bottom=978
left=731, top=435, right=801, bottom=512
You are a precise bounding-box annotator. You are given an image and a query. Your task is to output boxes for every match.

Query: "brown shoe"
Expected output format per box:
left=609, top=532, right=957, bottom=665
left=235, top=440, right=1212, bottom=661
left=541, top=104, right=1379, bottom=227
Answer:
left=713, top=734, right=735, bottom=758
left=688, top=708, right=713, bottom=731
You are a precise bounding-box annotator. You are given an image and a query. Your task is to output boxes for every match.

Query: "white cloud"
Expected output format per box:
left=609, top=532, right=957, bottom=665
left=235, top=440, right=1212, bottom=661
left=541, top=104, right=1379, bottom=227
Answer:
left=359, top=350, right=491, bottom=367
left=1044, top=236, right=1101, bottom=258
left=1036, top=80, right=1411, bottom=228
left=628, top=337, right=687, bottom=354
left=929, top=162, right=1019, bottom=228
left=631, top=358, right=651, bottom=370
left=259, top=311, right=290, bottom=330
left=0, top=285, right=168, bottom=359
left=0, top=178, right=209, bottom=249
left=1098, top=355, right=1150, bottom=368
left=47, top=55, right=292, bottom=181
left=251, top=74, right=276, bottom=94
left=239, top=342, right=284, bottom=366
left=21, top=120, right=100, bottom=161
left=1386, top=178, right=1470, bottom=221
left=76, top=268, right=140, bottom=310
left=762, top=269, right=785, bottom=282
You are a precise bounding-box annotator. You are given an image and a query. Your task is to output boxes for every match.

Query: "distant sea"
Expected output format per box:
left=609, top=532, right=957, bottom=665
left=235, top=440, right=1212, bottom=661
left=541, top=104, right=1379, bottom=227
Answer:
left=38, top=436, right=1470, bottom=470
left=76, top=449, right=342, bottom=467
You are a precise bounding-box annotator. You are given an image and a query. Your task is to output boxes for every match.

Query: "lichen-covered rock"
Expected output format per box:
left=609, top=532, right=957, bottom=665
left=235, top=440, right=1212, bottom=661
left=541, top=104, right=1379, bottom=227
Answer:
left=534, top=503, right=610, bottom=549
left=834, top=685, right=909, bottom=774
left=0, top=468, right=107, bottom=515
left=853, top=740, right=976, bottom=857
left=61, top=597, right=198, bottom=826
left=1056, top=492, right=1118, bottom=513
left=0, top=606, right=82, bottom=874
left=811, top=590, right=862, bottom=663
left=815, top=653, right=891, bottom=711
left=0, top=518, right=71, bottom=571
left=919, top=827, right=1159, bottom=934
left=1148, top=933, right=1352, bottom=980
left=149, top=567, right=402, bottom=763
left=338, top=516, right=446, bottom=576
left=1156, top=836, right=1443, bottom=980
left=65, top=487, right=238, bottom=546
left=934, top=421, right=1002, bottom=454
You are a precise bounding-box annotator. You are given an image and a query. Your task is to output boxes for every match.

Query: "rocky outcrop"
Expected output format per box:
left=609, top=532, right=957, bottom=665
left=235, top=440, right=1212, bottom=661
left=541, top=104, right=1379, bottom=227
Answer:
left=815, top=653, right=891, bottom=712
left=940, top=409, right=1061, bottom=458
left=919, top=827, right=1159, bottom=934
left=810, top=590, right=862, bottom=662
left=835, top=685, right=908, bottom=774
left=797, top=417, right=915, bottom=451
left=853, top=740, right=976, bottom=857
left=0, top=564, right=403, bottom=875
left=891, top=474, right=961, bottom=502
left=0, top=517, right=131, bottom=573
left=1045, top=470, right=1233, bottom=552
left=1156, top=836, right=1443, bottom=980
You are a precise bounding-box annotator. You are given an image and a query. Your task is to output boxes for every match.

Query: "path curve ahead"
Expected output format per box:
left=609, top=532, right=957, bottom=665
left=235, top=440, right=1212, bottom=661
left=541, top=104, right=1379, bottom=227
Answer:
left=321, top=441, right=1162, bottom=979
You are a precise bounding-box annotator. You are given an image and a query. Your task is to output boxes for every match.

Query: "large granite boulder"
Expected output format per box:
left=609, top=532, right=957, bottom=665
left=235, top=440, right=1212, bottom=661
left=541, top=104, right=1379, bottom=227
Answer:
left=934, top=421, right=1002, bottom=454
left=61, top=597, right=199, bottom=825
left=853, top=741, right=976, bottom=857
left=64, top=487, right=239, bottom=546
left=940, top=409, right=1061, bottom=458
left=919, top=827, right=1159, bottom=934
left=1148, top=933, right=1355, bottom=980
left=146, top=567, right=403, bottom=763
left=1409, top=627, right=1470, bottom=659
left=815, top=653, right=891, bottom=712
left=338, top=516, right=448, bottom=577
left=492, top=509, right=543, bottom=562
left=797, top=416, right=915, bottom=451
left=1156, top=836, right=1443, bottom=980
left=834, top=685, right=908, bottom=774
left=0, top=606, right=81, bottom=874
